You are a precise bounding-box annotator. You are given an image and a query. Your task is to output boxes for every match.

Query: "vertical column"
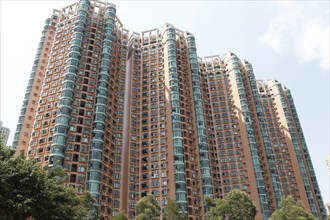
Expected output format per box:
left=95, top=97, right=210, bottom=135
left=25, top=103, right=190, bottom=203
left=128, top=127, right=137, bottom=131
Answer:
left=86, top=4, right=116, bottom=199
left=49, top=0, right=90, bottom=167
left=12, top=18, right=51, bottom=150
left=285, top=90, right=326, bottom=219
left=226, top=53, right=271, bottom=219
left=185, top=33, right=213, bottom=197
left=244, top=63, right=282, bottom=208
left=277, top=84, right=318, bottom=218
left=163, top=25, right=188, bottom=212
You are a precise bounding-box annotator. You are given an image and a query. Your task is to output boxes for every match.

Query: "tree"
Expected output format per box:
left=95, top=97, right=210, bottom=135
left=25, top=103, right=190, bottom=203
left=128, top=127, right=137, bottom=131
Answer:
left=204, top=195, right=216, bottom=213
left=0, top=143, right=97, bottom=220
left=269, top=196, right=316, bottom=220
left=0, top=143, right=15, bottom=161
left=205, top=190, right=257, bottom=220
left=135, top=194, right=161, bottom=220
left=163, top=199, right=186, bottom=220
left=111, top=212, right=128, bottom=220
left=205, top=199, right=227, bottom=220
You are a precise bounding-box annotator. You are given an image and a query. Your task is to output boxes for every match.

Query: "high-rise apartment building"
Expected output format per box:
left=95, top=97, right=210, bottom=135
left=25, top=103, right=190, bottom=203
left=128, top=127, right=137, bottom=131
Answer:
left=0, top=121, right=10, bottom=146
left=198, top=54, right=326, bottom=219
left=12, top=15, right=56, bottom=156
left=12, top=0, right=326, bottom=219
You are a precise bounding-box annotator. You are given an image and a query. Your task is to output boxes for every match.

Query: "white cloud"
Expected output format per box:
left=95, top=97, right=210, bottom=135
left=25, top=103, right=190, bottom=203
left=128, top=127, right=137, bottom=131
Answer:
left=295, top=16, right=329, bottom=70
left=259, top=2, right=329, bottom=70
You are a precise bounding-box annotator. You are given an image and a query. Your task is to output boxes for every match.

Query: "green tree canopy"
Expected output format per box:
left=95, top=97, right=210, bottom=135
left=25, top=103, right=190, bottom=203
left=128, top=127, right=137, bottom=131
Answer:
left=205, top=190, right=257, bottom=220
left=111, top=212, right=128, bottom=220
left=163, top=199, right=186, bottom=220
left=135, top=194, right=161, bottom=220
left=269, top=196, right=316, bottom=220
left=0, top=144, right=97, bottom=220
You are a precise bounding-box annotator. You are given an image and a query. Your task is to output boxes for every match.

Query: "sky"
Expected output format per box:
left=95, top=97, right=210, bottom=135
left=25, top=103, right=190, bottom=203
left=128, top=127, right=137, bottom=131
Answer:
left=1, top=0, right=329, bottom=203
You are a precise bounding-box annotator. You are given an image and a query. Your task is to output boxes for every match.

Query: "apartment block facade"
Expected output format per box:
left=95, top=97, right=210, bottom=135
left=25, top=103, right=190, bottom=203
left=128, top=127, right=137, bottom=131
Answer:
left=0, top=121, right=10, bottom=146
left=12, top=0, right=326, bottom=219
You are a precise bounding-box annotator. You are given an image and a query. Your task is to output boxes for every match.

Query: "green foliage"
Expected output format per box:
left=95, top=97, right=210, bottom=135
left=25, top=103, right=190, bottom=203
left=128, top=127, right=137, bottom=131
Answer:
left=204, top=195, right=216, bottom=212
left=0, top=144, right=97, bottom=220
left=205, top=199, right=226, bottom=220
left=78, top=192, right=100, bottom=220
left=135, top=194, right=161, bottom=220
left=204, top=195, right=215, bottom=206
left=205, top=190, right=257, bottom=220
left=111, top=212, right=128, bottom=220
left=0, top=144, right=14, bottom=160
left=269, top=196, right=316, bottom=220
left=163, top=199, right=186, bottom=220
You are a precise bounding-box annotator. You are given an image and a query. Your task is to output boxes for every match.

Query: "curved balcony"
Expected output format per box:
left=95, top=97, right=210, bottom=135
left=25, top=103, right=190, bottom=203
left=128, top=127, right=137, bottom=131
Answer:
left=164, top=27, right=188, bottom=211
left=228, top=56, right=271, bottom=219
left=49, top=0, right=90, bottom=167
left=245, top=68, right=282, bottom=208
left=87, top=4, right=116, bottom=198
left=186, top=34, right=213, bottom=198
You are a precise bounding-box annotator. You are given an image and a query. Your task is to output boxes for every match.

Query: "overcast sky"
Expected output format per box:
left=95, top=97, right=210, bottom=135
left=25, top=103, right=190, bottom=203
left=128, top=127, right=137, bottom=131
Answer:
left=1, top=1, right=329, bottom=203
